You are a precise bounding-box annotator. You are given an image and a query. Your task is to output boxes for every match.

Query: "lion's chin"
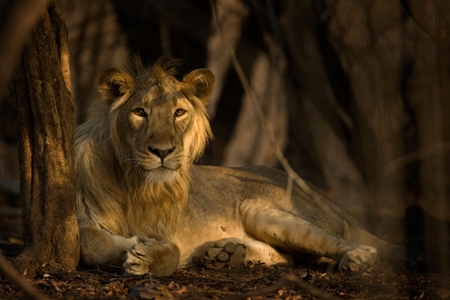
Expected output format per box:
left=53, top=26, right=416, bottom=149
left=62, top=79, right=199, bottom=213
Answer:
left=143, top=166, right=178, bottom=183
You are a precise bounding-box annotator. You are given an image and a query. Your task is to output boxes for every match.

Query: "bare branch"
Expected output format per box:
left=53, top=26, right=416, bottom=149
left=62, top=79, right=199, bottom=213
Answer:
left=209, top=0, right=315, bottom=197
left=383, top=141, right=450, bottom=177
left=0, top=254, right=48, bottom=300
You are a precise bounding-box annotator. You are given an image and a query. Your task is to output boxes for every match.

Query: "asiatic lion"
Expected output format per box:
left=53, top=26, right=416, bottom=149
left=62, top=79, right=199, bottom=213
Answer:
left=76, top=58, right=416, bottom=276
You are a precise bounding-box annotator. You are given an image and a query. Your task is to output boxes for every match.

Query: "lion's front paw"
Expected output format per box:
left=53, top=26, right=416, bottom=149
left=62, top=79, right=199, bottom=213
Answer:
left=339, top=245, right=379, bottom=272
left=123, top=240, right=155, bottom=276
left=203, top=242, right=246, bottom=269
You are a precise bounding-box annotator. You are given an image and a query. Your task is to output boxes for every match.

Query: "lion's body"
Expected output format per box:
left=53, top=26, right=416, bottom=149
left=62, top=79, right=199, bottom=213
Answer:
left=174, top=165, right=350, bottom=266
left=76, top=58, right=413, bottom=276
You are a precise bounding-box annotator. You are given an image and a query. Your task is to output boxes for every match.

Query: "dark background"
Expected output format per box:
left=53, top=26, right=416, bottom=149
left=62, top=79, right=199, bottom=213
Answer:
left=0, top=0, right=449, bottom=272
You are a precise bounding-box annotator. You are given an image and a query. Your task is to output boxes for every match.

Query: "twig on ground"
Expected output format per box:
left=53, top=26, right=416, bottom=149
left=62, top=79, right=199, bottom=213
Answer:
left=224, top=274, right=339, bottom=300
left=0, top=254, right=48, bottom=300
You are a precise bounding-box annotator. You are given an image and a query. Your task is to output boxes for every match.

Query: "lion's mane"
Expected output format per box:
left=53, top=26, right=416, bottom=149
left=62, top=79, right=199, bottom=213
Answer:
left=75, top=58, right=213, bottom=239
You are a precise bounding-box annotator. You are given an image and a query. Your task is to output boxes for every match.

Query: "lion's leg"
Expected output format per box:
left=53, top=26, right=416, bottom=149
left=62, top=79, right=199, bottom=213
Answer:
left=79, top=227, right=138, bottom=268
left=80, top=227, right=180, bottom=276
left=240, top=200, right=379, bottom=272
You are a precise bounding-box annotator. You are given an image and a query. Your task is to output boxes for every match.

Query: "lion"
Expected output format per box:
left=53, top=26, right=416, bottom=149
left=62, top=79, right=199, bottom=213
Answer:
left=75, top=57, right=418, bottom=276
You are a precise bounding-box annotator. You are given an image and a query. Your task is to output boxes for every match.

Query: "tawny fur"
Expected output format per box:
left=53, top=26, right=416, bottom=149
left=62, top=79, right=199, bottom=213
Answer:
left=76, top=58, right=419, bottom=276
left=76, top=58, right=211, bottom=239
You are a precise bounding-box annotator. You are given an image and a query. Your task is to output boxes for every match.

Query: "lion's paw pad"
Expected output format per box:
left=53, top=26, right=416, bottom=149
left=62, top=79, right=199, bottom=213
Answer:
left=339, top=245, right=379, bottom=272
left=204, top=242, right=246, bottom=269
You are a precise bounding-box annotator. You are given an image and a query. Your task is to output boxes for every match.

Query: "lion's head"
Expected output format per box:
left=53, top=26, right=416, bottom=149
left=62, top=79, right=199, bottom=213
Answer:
left=75, top=58, right=215, bottom=238
left=98, top=58, right=214, bottom=183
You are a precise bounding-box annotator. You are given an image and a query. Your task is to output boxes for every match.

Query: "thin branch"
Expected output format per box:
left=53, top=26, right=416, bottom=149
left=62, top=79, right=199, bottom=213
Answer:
left=208, top=0, right=315, bottom=197
left=383, top=141, right=450, bottom=177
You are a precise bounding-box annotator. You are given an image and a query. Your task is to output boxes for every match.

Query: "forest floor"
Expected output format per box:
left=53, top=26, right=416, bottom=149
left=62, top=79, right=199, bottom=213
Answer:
left=1, top=215, right=450, bottom=300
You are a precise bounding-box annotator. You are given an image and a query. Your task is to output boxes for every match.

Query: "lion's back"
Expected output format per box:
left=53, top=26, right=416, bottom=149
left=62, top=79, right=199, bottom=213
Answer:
left=187, top=165, right=348, bottom=235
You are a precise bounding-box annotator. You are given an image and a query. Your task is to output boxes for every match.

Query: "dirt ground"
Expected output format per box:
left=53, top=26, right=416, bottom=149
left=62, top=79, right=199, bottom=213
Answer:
left=1, top=215, right=450, bottom=300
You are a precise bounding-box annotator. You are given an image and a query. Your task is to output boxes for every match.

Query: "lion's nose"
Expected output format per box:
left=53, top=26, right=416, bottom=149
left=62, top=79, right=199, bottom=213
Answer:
left=148, top=146, right=175, bottom=160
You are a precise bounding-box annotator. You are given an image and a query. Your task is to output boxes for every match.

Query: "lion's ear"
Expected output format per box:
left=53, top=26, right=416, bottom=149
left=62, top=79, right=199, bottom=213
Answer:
left=183, top=69, right=215, bottom=106
left=98, top=68, right=135, bottom=106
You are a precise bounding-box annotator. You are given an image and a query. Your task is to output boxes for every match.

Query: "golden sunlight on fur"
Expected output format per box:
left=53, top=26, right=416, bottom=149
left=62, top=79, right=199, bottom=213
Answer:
left=75, top=58, right=421, bottom=276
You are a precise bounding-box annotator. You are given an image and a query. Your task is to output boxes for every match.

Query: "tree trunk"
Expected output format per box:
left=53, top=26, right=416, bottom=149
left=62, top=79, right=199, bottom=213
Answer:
left=319, top=0, right=410, bottom=238
left=12, top=2, right=79, bottom=278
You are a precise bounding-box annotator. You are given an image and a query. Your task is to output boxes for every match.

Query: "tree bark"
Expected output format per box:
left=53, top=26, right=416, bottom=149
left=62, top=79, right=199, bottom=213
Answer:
left=12, top=2, right=79, bottom=278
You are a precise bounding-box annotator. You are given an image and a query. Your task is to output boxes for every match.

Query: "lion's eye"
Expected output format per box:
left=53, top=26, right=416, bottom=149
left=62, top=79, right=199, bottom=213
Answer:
left=174, top=108, right=186, bottom=117
left=133, top=108, right=146, bottom=117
